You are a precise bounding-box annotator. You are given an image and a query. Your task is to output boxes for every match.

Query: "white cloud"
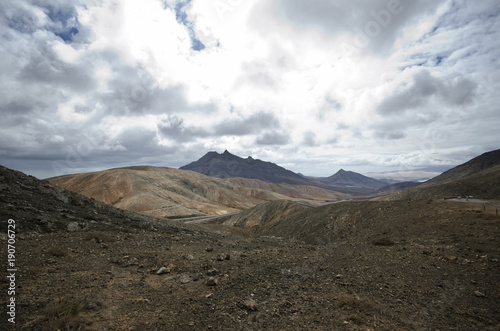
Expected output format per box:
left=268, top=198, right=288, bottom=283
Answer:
left=0, top=0, right=499, bottom=178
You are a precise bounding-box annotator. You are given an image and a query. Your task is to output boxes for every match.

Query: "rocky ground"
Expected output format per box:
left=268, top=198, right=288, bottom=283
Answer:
left=1, top=166, right=499, bottom=330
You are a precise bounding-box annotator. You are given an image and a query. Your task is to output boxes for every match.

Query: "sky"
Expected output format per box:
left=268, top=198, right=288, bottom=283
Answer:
left=0, top=0, right=499, bottom=179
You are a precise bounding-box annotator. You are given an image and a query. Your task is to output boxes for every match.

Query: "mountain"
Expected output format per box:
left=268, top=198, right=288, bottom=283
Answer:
left=48, top=166, right=342, bottom=217
left=180, top=150, right=306, bottom=184
left=319, top=169, right=386, bottom=190
left=388, top=149, right=500, bottom=200
left=420, top=149, right=500, bottom=187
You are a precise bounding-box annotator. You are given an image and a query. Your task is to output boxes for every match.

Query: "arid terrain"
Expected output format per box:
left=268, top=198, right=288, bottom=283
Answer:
left=48, top=167, right=344, bottom=218
left=1, top=150, right=500, bottom=330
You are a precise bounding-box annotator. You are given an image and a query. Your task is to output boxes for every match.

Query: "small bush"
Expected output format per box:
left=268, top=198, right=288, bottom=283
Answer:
left=45, top=300, right=85, bottom=330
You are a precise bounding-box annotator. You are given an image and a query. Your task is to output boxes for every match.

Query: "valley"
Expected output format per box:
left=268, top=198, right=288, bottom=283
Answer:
left=1, top=149, right=499, bottom=330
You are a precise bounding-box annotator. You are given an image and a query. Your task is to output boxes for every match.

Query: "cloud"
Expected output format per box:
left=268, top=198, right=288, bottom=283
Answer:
left=302, top=131, right=317, bottom=146
left=255, top=131, right=290, bottom=146
left=1, top=0, right=499, bottom=178
left=273, top=0, right=445, bottom=54
left=376, top=70, right=478, bottom=115
left=213, top=112, right=282, bottom=136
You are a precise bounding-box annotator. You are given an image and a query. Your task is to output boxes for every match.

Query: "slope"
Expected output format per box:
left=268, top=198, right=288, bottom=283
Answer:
left=48, top=166, right=342, bottom=217
left=319, top=169, right=385, bottom=190
left=420, top=148, right=500, bottom=186
left=180, top=150, right=306, bottom=184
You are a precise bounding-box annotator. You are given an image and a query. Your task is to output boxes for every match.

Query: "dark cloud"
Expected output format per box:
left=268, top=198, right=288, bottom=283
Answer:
left=157, top=116, right=209, bottom=142
left=214, top=112, right=282, bottom=136
left=255, top=131, right=290, bottom=145
left=274, top=0, right=445, bottom=54
left=376, top=70, right=478, bottom=115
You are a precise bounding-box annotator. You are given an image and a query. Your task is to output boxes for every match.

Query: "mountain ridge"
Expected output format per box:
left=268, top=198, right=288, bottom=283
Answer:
left=180, top=150, right=305, bottom=184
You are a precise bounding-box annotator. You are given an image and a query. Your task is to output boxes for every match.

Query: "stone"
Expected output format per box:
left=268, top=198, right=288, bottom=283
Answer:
left=206, top=277, right=218, bottom=286
left=206, top=247, right=214, bottom=252
left=474, top=291, right=486, bottom=298
left=207, top=269, right=218, bottom=276
left=180, top=275, right=193, bottom=284
left=243, top=298, right=258, bottom=311
left=67, top=222, right=81, bottom=232
left=156, top=267, right=169, bottom=275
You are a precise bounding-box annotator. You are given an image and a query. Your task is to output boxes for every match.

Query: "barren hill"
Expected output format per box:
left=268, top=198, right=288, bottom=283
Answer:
left=421, top=149, right=500, bottom=186
left=48, top=166, right=342, bottom=217
left=388, top=149, right=500, bottom=200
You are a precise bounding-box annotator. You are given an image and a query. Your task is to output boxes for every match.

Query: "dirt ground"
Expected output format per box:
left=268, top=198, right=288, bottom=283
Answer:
left=1, top=166, right=500, bottom=330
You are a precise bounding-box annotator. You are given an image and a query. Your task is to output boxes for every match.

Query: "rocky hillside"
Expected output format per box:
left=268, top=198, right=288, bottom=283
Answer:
left=388, top=149, right=500, bottom=200
left=420, top=149, right=500, bottom=186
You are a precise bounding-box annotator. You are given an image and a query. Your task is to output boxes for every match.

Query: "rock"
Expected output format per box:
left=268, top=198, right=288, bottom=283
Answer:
left=474, top=291, right=486, bottom=298
left=206, top=247, right=214, bottom=252
left=225, top=254, right=230, bottom=260
left=67, top=222, right=81, bottom=232
left=217, top=255, right=224, bottom=261
left=207, top=269, right=218, bottom=276
left=157, top=267, right=169, bottom=275
left=206, top=277, right=218, bottom=286
left=180, top=275, right=193, bottom=284
left=243, top=298, right=258, bottom=311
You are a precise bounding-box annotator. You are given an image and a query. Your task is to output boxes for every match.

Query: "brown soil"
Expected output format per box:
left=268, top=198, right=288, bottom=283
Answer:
left=1, top=166, right=500, bottom=330
left=48, top=167, right=342, bottom=218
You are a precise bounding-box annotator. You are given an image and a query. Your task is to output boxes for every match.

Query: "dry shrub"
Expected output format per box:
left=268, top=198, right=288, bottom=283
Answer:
left=44, top=300, right=85, bottom=330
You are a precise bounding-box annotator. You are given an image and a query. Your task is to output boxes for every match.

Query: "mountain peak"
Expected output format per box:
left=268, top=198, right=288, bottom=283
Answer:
left=321, top=169, right=384, bottom=190
left=180, top=151, right=305, bottom=184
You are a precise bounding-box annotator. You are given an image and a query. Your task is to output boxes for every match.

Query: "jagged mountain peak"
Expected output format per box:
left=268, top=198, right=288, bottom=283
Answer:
left=180, top=151, right=305, bottom=184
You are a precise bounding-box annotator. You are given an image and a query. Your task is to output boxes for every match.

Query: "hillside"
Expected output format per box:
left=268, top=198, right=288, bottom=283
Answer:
left=420, top=149, right=500, bottom=187
left=180, top=150, right=306, bottom=184
left=2, top=164, right=500, bottom=330
left=48, top=166, right=341, bottom=217
left=319, top=169, right=385, bottom=190
left=388, top=149, right=500, bottom=200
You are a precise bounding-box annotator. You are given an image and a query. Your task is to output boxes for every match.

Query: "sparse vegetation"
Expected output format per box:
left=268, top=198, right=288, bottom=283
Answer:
left=44, top=299, right=85, bottom=330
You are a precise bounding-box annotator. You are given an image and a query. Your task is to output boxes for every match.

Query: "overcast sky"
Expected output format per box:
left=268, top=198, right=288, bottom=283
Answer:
left=1, top=0, right=499, bottom=179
